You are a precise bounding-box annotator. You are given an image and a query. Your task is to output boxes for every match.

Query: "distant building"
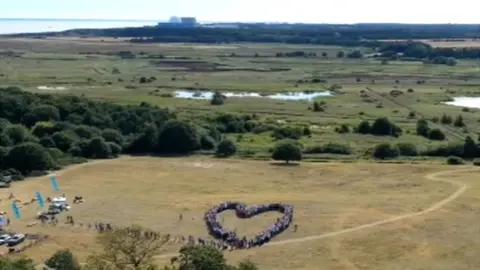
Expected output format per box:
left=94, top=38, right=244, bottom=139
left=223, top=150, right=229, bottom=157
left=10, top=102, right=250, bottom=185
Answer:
left=157, top=16, right=198, bottom=28
left=169, top=16, right=181, bottom=23
left=180, top=17, right=197, bottom=26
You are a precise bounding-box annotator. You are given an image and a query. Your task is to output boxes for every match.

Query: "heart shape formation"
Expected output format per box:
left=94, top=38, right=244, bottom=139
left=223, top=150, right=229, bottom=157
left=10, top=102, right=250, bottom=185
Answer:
left=204, top=202, right=294, bottom=249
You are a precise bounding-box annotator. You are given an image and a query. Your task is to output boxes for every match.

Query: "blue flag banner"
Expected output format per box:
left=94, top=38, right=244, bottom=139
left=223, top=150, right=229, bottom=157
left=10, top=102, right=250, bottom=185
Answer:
left=12, top=202, right=20, bottom=219
left=50, top=175, right=59, bottom=192
left=35, top=191, right=44, bottom=208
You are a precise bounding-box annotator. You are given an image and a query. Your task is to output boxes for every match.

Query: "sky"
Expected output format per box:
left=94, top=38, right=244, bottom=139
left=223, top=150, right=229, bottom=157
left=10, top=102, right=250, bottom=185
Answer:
left=2, top=0, right=480, bottom=24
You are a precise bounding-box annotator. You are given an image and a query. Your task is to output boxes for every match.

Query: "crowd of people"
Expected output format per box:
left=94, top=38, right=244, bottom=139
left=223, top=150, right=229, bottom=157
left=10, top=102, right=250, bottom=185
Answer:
left=204, top=202, right=294, bottom=249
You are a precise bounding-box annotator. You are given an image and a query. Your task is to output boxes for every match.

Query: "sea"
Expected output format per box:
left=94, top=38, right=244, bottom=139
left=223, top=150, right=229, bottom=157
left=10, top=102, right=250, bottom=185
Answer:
left=0, top=18, right=159, bottom=35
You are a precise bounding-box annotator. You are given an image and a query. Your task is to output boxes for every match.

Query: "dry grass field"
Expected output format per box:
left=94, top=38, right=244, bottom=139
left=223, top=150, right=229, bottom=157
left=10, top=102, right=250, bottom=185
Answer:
left=0, top=156, right=479, bottom=269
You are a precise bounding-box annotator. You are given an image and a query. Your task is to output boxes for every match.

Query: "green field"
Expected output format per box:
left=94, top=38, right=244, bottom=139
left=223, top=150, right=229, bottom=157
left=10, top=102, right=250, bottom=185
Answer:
left=1, top=37, right=479, bottom=160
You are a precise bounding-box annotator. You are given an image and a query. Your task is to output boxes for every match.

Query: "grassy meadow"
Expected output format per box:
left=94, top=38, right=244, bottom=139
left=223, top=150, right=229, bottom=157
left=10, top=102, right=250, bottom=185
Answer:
left=1, top=37, right=480, bottom=159
left=3, top=156, right=480, bottom=270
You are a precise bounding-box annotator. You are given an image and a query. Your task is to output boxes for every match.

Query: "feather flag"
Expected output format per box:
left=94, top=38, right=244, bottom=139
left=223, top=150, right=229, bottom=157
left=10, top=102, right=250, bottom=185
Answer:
left=50, top=175, right=59, bottom=192
left=12, top=202, right=20, bottom=219
left=35, top=191, right=44, bottom=208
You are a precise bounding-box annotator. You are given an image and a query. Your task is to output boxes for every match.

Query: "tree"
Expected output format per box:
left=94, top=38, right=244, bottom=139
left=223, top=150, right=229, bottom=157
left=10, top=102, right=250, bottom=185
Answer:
left=355, top=120, right=370, bottom=134
left=88, top=137, right=112, bottom=159
left=0, top=257, right=35, bottom=270
left=453, top=115, right=465, bottom=127
left=428, top=128, right=446, bottom=141
left=107, top=142, right=122, bottom=157
left=370, top=117, right=400, bottom=136
left=271, top=140, right=302, bottom=164
left=101, top=128, right=125, bottom=145
left=216, top=139, right=236, bottom=157
left=6, top=142, right=56, bottom=174
left=373, top=143, right=400, bottom=159
left=347, top=50, right=363, bottom=59
left=84, top=225, right=170, bottom=270
left=52, top=131, right=76, bottom=152
left=416, top=119, right=430, bottom=137
left=157, top=120, right=200, bottom=154
left=312, top=101, right=323, bottom=112
left=321, top=52, right=328, bottom=58
left=45, top=249, right=81, bottom=270
left=336, top=51, right=345, bottom=58
left=172, top=245, right=227, bottom=270
left=463, top=136, right=477, bottom=159
left=210, top=91, right=226, bottom=106
left=6, top=124, right=29, bottom=144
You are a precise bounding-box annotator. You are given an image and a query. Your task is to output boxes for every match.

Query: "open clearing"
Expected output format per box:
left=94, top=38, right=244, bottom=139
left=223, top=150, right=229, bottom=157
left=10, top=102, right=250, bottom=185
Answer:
left=1, top=156, right=479, bottom=269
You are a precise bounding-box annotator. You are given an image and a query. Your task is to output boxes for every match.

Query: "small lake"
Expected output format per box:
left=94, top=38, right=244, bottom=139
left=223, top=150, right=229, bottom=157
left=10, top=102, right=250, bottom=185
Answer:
left=444, top=97, right=480, bottom=108
left=174, top=90, right=332, bottom=101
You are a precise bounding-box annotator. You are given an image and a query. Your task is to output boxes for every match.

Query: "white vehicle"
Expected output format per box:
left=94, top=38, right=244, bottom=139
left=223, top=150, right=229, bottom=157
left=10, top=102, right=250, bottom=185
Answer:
left=7, top=234, right=25, bottom=246
left=0, top=234, right=11, bottom=245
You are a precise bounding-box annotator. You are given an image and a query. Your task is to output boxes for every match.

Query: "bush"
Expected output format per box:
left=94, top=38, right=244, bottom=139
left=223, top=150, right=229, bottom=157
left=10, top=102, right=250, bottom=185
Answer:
left=216, top=139, right=237, bottom=157
left=272, top=126, right=303, bottom=140
left=356, top=120, right=371, bottom=134
left=210, top=91, right=226, bottom=105
left=335, top=124, right=350, bottom=134
left=88, top=137, right=111, bottom=159
left=447, top=156, right=464, bottom=165
left=157, top=120, right=200, bottom=154
left=370, top=117, right=401, bottom=136
left=52, top=132, right=76, bottom=152
left=473, top=158, right=480, bottom=166
left=200, top=135, right=216, bottom=150
left=6, top=143, right=56, bottom=174
left=101, top=128, right=124, bottom=145
left=428, top=128, right=446, bottom=141
left=304, top=143, right=353, bottom=155
left=271, top=140, right=302, bottom=163
left=416, top=119, right=429, bottom=137
left=39, top=136, right=56, bottom=148
left=45, top=249, right=81, bottom=270
left=396, top=142, right=419, bottom=156
left=422, top=143, right=463, bottom=157
left=107, top=142, right=122, bottom=157
left=373, top=143, right=400, bottom=159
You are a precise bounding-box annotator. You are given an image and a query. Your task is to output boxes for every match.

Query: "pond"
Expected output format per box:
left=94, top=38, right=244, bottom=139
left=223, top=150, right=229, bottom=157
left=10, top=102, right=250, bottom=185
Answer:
left=174, top=90, right=333, bottom=101
left=444, top=97, right=480, bottom=109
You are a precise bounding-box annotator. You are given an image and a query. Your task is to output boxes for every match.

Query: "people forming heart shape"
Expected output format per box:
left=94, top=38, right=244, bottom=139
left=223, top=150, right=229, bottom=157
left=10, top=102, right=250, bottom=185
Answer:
left=204, top=202, right=294, bottom=249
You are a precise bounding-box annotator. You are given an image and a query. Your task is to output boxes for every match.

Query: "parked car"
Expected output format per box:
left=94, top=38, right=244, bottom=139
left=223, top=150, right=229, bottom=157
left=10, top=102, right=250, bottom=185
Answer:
left=0, top=234, right=11, bottom=245
left=7, top=234, right=25, bottom=246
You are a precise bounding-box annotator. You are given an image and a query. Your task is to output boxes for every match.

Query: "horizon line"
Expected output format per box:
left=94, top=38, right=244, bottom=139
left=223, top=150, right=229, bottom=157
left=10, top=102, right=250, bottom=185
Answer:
left=0, top=18, right=479, bottom=25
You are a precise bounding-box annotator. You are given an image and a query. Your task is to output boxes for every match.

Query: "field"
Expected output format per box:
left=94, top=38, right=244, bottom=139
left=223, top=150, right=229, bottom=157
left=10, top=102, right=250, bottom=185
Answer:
left=380, top=39, right=480, bottom=48
left=1, top=37, right=480, bottom=159
left=0, top=156, right=479, bottom=269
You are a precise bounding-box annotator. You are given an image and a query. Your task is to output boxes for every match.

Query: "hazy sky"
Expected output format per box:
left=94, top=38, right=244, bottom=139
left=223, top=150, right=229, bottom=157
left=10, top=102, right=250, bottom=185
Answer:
left=2, top=0, right=480, bottom=23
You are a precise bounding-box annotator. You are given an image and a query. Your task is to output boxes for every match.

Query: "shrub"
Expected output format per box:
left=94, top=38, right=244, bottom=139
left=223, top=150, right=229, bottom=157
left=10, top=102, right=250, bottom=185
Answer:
left=6, top=143, right=56, bottom=174
left=107, top=142, right=122, bottom=157
left=428, top=128, right=446, bottom=141
left=304, top=143, right=353, bottom=155
left=88, top=137, right=112, bottom=159
left=210, top=91, right=226, bottom=105
left=271, top=140, right=302, bottom=164
left=356, top=120, right=371, bottom=134
left=101, top=128, right=124, bottom=145
left=396, top=142, right=419, bottom=156
left=52, top=131, right=77, bottom=152
left=157, top=120, right=200, bottom=154
left=453, top=115, right=465, bottom=127
left=447, top=156, right=464, bottom=165
left=39, top=136, right=56, bottom=148
left=373, top=143, right=400, bottom=159
left=312, top=101, right=323, bottom=112
left=335, top=124, right=350, bottom=134
left=45, top=249, right=80, bottom=270
left=473, top=158, right=480, bottom=166
left=272, top=126, right=303, bottom=140
left=216, top=139, right=237, bottom=157
left=416, top=119, right=430, bottom=137
left=370, top=117, right=401, bottom=136
left=200, top=135, right=216, bottom=150
left=422, top=143, right=463, bottom=157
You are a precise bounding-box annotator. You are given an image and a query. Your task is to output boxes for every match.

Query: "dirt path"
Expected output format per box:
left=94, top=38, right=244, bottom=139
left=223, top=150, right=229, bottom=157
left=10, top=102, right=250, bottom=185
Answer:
left=155, top=167, right=474, bottom=259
